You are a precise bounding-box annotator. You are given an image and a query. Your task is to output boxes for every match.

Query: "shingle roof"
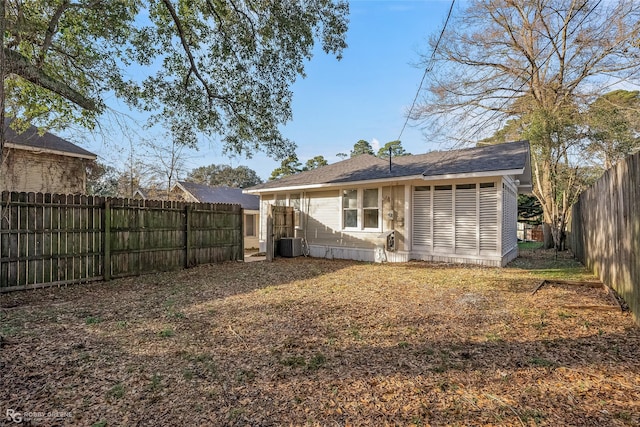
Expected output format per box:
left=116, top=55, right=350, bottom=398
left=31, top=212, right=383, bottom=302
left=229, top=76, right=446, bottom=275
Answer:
left=3, top=118, right=96, bottom=159
left=176, top=181, right=260, bottom=210
left=246, top=140, right=531, bottom=192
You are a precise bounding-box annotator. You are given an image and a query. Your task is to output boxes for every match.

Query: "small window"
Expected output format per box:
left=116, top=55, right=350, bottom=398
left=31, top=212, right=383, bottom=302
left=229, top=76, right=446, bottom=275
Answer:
left=343, top=189, right=358, bottom=228
left=456, top=184, right=476, bottom=190
left=435, top=185, right=452, bottom=191
left=363, top=188, right=379, bottom=229
left=415, top=186, right=431, bottom=191
left=480, top=182, right=495, bottom=188
left=290, top=193, right=301, bottom=209
left=341, top=188, right=380, bottom=230
left=245, top=214, right=255, bottom=236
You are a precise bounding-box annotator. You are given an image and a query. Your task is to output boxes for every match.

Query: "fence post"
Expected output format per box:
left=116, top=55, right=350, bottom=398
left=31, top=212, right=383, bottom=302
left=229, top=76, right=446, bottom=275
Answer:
left=185, top=205, right=192, bottom=268
left=240, top=207, right=245, bottom=261
left=266, top=205, right=274, bottom=262
left=104, top=200, right=111, bottom=281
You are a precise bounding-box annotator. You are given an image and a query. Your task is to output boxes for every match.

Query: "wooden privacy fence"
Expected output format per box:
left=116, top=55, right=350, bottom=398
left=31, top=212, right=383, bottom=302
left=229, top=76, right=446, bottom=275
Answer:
left=569, top=151, right=640, bottom=323
left=0, top=191, right=243, bottom=292
left=265, top=205, right=295, bottom=261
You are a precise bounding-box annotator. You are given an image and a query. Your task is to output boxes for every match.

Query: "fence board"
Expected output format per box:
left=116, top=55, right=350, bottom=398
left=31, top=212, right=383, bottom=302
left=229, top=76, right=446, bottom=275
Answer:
left=569, top=151, right=640, bottom=324
left=1, top=192, right=243, bottom=291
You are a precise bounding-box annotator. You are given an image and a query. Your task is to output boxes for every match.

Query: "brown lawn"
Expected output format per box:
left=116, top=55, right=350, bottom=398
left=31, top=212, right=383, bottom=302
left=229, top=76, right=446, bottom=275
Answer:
left=1, top=248, right=639, bottom=426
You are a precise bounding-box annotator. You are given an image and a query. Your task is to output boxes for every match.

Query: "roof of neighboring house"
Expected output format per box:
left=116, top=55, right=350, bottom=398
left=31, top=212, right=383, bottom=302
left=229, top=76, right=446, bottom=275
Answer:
left=245, top=140, right=532, bottom=193
left=3, top=118, right=97, bottom=159
left=174, top=181, right=260, bottom=210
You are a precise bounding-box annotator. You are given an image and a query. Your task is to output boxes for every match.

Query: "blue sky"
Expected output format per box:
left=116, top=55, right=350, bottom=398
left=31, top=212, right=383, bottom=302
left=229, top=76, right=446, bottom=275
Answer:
left=88, top=0, right=458, bottom=182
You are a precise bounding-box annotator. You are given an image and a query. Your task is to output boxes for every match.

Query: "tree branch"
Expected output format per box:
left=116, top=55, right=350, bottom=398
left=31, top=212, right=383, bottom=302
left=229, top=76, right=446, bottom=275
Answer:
left=160, top=0, right=216, bottom=108
left=4, top=48, right=97, bottom=111
left=38, top=0, right=71, bottom=66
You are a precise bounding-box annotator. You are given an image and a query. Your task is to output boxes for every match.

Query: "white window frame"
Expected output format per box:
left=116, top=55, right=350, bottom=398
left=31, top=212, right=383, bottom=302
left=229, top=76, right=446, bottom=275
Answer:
left=341, top=187, right=382, bottom=232
left=244, top=214, right=256, bottom=237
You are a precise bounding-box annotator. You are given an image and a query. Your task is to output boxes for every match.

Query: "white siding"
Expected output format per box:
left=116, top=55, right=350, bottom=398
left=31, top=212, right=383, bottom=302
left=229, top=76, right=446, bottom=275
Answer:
left=256, top=176, right=517, bottom=267
left=259, top=195, right=274, bottom=242
left=502, top=181, right=518, bottom=255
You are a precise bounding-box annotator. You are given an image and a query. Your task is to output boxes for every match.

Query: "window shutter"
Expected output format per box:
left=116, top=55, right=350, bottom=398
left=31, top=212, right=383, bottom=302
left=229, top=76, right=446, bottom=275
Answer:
left=412, top=187, right=431, bottom=248
left=455, top=185, right=477, bottom=251
left=479, top=183, right=498, bottom=252
left=433, top=186, right=453, bottom=249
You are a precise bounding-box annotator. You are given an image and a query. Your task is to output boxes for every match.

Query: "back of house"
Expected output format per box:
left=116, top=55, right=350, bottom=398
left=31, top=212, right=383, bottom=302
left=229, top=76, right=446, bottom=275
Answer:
left=245, top=141, right=532, bottom=267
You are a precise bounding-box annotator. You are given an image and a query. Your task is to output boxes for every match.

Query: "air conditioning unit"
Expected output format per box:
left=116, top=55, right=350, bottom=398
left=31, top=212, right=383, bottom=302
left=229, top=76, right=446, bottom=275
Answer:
left=279, top=237, right=303, bottom=257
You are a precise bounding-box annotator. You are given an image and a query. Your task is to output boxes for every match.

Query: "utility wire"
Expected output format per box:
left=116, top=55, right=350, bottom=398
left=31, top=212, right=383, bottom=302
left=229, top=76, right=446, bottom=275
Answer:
left=397, top=0, right=455, bottom=142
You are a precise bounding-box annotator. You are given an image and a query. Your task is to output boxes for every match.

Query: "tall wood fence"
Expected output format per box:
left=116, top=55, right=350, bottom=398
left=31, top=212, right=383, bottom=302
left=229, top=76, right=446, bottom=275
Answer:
left=265, top=205, right=295, bottom=261
left=569, top=151, right=640, bottom=323
left=0, top=192, right=243, bottom=292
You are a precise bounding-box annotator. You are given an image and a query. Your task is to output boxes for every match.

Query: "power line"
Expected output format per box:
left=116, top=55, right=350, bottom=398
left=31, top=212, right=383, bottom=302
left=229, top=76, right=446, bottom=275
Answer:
left=397, top=0, right=455, bottom=142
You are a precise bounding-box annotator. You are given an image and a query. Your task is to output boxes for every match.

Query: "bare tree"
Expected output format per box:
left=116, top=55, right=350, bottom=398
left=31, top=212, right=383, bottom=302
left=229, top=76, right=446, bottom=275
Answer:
left=414, top=0, right=640, bottom=249
left=142, top=133, right=191, bottom=200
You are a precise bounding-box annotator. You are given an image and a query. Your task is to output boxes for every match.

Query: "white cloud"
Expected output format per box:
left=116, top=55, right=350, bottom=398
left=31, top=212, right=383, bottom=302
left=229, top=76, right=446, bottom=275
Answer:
left=371, top=138, right=380, bottom=152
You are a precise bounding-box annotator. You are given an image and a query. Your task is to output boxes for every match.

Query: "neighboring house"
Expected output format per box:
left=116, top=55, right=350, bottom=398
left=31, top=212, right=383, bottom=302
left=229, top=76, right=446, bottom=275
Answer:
left=245, top=141, right=532, bottom=266
left=1, top=119, right=97, bottom=194
left=172, top=181, right=261, bottom=250
left=133, top=187, right=170, bottom=201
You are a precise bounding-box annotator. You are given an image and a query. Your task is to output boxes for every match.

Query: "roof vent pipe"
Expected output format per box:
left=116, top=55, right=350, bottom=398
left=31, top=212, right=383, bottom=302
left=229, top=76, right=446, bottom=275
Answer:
left=389, top=146, right=392, bottom=173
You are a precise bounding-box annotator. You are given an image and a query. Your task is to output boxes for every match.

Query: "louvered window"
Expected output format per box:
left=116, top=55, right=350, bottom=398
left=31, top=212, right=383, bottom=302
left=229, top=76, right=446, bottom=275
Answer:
left=433, top=185, right=453, bottom=250
left=455, top=184, right=477, bottom=252
left=479, top=182, right=498, bottom=252
left=413, top=186, right=431, bottom=248
left=502, top=183, right=518, bottom=253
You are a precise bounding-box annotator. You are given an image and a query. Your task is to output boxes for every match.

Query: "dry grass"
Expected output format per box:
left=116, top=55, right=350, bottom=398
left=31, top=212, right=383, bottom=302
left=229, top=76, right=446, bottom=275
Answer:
left=1, top=248, right=639, bottom=426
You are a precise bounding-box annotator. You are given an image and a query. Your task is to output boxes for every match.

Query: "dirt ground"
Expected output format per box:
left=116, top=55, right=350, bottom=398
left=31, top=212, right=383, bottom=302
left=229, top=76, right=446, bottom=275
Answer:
left=1, top=248, right=639, bottom=426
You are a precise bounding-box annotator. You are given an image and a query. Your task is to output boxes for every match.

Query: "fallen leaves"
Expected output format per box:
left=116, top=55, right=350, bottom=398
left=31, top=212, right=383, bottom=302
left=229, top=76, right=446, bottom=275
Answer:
left=1, top=250, right=639, bottom=426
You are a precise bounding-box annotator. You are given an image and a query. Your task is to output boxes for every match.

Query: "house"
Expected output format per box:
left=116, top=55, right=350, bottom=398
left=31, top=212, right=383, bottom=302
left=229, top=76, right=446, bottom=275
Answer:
left=133, top=187, right=170, bottom=201
left=244, top=141, right=532, bottom=266
left=1, top=118, right=97, bottom=194
left=171, top=181, right=261, bottom=250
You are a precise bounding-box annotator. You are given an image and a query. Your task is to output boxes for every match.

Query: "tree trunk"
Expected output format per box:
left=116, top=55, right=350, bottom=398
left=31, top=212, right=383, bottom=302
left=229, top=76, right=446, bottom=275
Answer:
left=542, top=222, right=554, bottom=249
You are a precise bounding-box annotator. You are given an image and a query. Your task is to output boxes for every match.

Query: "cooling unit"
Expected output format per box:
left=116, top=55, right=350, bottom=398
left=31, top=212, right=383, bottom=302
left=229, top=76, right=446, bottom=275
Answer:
left=279, top=237, right=303, bottom=257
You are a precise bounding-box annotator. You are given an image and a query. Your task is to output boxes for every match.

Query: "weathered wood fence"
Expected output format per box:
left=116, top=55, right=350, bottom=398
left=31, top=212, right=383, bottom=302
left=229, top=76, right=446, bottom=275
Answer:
left=569, top=151, right=640, bottom=323
left=0, top=192, right=243, bottom=292
left=265, top=205, right=295, bottom=261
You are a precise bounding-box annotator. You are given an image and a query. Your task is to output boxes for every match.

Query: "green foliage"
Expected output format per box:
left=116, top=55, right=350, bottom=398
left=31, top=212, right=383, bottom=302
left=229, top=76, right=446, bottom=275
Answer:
left=106, top=383, right=125, bottom=400
left=84, top=316, right=102, bottom=325
left=3, top=0, right=349, bottom=158
left=86, top=161, right=120, bottom=197
left=585, top=90, right=640, bottom=169
left=518, top=195, right=542, bottom=225
left=302, top=155, right=329, bottom=171
left=377, top=140, right=410, bottom=158
left=159, top=328, right=174, bottom=338
left=4, top=1, right=137, bottom=128
left=350, top=140, right=374, bottom=157
left=269, top=154, right=302, bottom=180
left=187, top=164, right=263, bottom=188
